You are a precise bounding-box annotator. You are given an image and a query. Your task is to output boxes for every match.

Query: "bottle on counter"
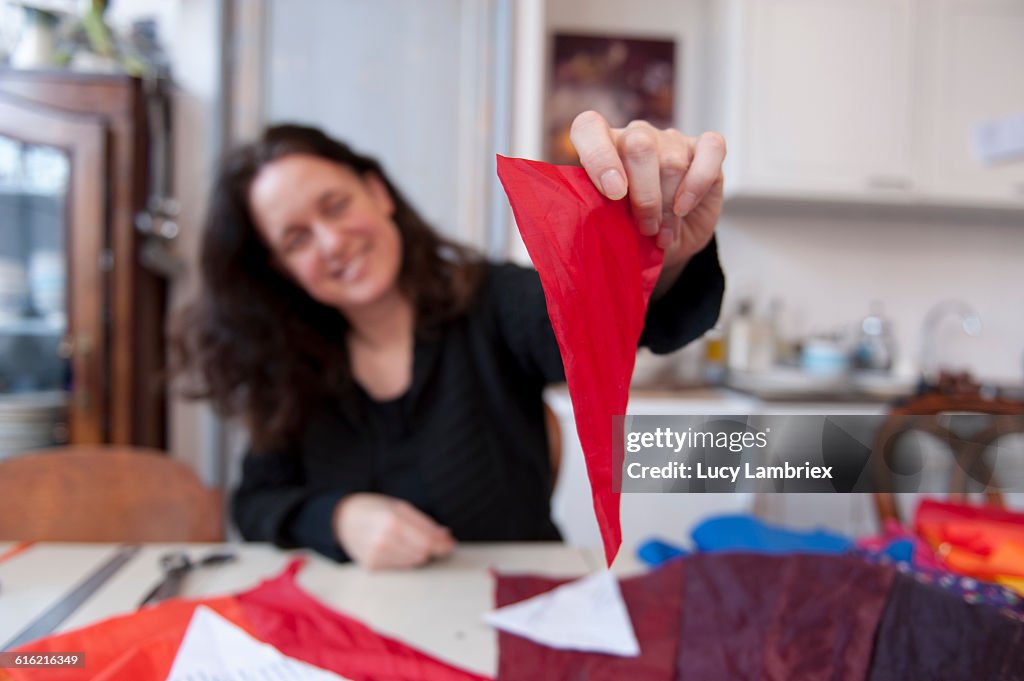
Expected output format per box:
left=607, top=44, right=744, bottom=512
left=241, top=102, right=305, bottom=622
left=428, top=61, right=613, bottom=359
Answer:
left=748, top=300, right=779, bottom=372
left=702, top=326, right=727, bottom=384
left=853, top=302, right=896, bottom=372
left=727, top=299, right=754, bottom=373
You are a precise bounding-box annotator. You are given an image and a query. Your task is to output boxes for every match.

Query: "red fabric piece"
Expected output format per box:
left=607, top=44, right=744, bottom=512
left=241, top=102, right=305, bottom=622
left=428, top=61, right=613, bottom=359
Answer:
left=2, top=596, right=253, bottom=681
left=496, top=155, right=664, bottom=565
left=236, top=558, right=490, bottom=681
left=3, top=560, right=489, bottom=681
left=493, top=559, right=685, bottom=681
left=915, top=498, right=1024, bottom=579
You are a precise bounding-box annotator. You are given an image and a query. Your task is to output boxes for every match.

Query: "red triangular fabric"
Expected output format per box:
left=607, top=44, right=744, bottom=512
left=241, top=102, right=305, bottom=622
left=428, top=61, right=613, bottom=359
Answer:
left=493, top=559, right=685, bottom=681
left=496, top=155, right=664, bottom=565
left=3, top=560, right=489, bottom=681
left=236, top=558, right=490, bottom=681
left=2, top=596, right=253, bottom=681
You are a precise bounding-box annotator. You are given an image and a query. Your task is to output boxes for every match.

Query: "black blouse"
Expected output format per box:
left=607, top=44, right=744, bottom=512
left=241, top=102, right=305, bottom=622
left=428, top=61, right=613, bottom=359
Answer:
left=231, top=240, right=725, bottom=561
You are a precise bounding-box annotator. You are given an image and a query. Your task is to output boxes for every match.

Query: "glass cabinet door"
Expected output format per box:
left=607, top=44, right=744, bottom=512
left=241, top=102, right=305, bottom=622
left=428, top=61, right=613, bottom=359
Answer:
left=0, top=134, right=69, bottom=457
left=0, top=94, right=108, bottom=453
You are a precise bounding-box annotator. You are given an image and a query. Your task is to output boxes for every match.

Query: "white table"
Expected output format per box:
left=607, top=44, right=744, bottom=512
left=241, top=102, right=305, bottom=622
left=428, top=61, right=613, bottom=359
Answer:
left=0, top=542, right=600, bottom=676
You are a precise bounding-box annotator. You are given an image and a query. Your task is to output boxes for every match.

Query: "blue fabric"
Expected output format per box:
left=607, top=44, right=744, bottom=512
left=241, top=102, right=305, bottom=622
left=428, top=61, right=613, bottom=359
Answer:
left=882, top=539, right=915, bottom=563
left=691, top=515, right=853, bottom=554
left=636, top=538, right=689, bottom=567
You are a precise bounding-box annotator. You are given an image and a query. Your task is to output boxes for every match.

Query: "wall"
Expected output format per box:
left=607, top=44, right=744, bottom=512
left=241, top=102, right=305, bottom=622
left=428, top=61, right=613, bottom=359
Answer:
left=264, top=0, right=509, bottom=253
left=717, top=210, right=1024, bottom=383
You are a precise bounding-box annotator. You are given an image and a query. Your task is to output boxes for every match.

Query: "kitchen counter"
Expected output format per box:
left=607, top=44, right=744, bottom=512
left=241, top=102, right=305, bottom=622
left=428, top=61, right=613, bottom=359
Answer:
left=546, top=384, right=890, bottom=417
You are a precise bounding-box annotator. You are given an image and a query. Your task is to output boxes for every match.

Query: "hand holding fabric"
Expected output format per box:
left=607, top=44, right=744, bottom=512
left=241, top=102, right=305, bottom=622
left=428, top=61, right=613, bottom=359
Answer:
left=569, top=111, right=725, bottom=293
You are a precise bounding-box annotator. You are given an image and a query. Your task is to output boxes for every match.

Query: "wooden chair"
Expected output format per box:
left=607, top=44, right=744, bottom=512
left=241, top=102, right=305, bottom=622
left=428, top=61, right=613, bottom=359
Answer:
left=872, top=393, right=1024, bottom=526
left=0, top=446, right=223, bottom=542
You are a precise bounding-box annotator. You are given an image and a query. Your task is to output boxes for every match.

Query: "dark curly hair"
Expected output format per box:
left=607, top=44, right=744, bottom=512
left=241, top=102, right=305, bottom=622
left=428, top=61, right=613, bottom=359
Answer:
left=171, top=124, right=483, bottom=449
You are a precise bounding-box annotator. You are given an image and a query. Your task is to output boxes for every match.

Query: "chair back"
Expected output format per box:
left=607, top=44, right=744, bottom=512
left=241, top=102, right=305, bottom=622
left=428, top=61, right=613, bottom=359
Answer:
left=0, top=446, right=222, bottom=542
left=872, top=393, right=1024, bottom=526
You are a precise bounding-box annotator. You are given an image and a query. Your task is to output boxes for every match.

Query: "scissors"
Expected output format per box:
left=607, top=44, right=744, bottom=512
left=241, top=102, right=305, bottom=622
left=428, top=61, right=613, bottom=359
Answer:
left=137, top=549, right=236, bottom=607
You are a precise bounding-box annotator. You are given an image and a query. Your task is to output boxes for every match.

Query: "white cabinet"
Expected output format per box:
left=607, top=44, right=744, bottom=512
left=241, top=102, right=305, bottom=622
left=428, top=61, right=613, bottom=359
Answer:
left=742, top=0, right=916, bottom=199
left=916, top=0, right=1024, bottom=206
left=708, top=0, right=1024, bottom=209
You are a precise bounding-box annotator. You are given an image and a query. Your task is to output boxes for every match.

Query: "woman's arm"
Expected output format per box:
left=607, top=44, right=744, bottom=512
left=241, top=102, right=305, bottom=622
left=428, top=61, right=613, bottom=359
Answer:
left=231, top=447, right=348, bottom=560
left=233, top=449, right=453, bottom=568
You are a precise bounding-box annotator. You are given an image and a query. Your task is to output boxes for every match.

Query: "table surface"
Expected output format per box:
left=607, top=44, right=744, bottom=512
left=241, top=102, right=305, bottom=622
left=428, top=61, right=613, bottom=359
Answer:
left=0, top=541, right=632, bottom=676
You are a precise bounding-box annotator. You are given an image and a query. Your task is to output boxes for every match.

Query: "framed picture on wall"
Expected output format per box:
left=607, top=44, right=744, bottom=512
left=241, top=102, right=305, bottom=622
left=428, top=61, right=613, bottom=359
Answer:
left=546, top=33, right=677, bottom=165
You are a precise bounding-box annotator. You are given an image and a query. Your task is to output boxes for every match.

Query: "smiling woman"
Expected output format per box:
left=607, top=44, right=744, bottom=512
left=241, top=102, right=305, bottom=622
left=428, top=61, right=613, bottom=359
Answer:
left=173, top=125, right=484, bottom=449
left=172, top=118, right=727, bottom=570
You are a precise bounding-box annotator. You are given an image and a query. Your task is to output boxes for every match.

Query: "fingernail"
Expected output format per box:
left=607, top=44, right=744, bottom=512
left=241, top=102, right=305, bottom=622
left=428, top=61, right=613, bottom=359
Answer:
left=674, top=191, right=697, bottom=217
left=600, top=169, right=627, bottom=199
left=641, top=218, right=661, bottom=236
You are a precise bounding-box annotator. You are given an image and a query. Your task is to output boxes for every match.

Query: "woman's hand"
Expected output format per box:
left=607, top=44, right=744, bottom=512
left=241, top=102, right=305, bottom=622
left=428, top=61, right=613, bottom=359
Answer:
left=570, top=111, right=726, bottom=293
left=333, top=493, right=455, bottom=569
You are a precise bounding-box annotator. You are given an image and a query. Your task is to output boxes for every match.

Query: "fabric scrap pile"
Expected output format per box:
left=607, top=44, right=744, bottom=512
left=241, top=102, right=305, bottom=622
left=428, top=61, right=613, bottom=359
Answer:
left=493, top=548, right=1024, bottom=680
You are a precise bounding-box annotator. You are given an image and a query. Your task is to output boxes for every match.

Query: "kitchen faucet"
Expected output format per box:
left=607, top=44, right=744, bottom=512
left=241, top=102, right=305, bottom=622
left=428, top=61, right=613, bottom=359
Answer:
left=919, top=300, right=982, bottom=386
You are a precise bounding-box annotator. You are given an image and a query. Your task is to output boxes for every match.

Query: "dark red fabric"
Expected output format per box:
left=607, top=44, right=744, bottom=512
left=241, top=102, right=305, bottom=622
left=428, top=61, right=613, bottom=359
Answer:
left=677, top=554, right=895, bottom=681
left=496, top=155, right=664, bottom=565
left=866, top=572, right=1024, bottom=681
left=236, top=558, right=490, bottom=681
left=493, top=559, right=684, bottom=681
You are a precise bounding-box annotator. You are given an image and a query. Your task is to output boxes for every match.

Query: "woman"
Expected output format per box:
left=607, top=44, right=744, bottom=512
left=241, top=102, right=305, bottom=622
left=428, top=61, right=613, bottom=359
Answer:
left=174, top=111, right=727, bottom=569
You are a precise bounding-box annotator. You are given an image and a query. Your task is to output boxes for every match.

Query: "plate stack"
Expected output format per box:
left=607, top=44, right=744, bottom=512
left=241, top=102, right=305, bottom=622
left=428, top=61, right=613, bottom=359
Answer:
left=0, top=390, right=68, bottom=459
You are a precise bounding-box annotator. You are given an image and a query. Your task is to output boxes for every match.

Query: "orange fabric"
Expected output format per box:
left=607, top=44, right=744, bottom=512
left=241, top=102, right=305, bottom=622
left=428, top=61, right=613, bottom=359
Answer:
left=996, top=576, right=1024, bottom=597
left=4, top=597, right=253, bottom=681
left=5, top=560, right=489, bottom=681
left=915, top=499, right=1024, bottom=581
left=941, top=541, right=1024, bottom=580
left=496, top=155, right=663, bottom=565
left=939, top=520, right=1024, bottom=553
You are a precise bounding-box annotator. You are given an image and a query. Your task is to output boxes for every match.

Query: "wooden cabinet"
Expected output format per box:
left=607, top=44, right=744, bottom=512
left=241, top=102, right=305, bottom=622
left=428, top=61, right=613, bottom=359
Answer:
left=708, top=0, right=1024, bottom=209
left=0, top=70, right=167, bottom=453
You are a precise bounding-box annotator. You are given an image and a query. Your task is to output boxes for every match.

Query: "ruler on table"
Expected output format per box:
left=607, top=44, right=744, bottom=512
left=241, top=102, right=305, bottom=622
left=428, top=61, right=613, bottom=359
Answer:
left=1, top=544, right=141, bottom=650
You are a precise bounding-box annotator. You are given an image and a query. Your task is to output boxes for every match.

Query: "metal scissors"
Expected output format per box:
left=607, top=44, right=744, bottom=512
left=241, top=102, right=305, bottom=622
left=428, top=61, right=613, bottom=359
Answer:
left=137, top=549, right=236, bottom=608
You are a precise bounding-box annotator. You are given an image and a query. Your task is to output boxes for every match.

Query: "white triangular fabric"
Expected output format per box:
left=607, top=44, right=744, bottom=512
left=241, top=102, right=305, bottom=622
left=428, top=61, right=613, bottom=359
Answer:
left=167, top=605, right=351, bottom=680
left=484, top=571, right=640, bottom=657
